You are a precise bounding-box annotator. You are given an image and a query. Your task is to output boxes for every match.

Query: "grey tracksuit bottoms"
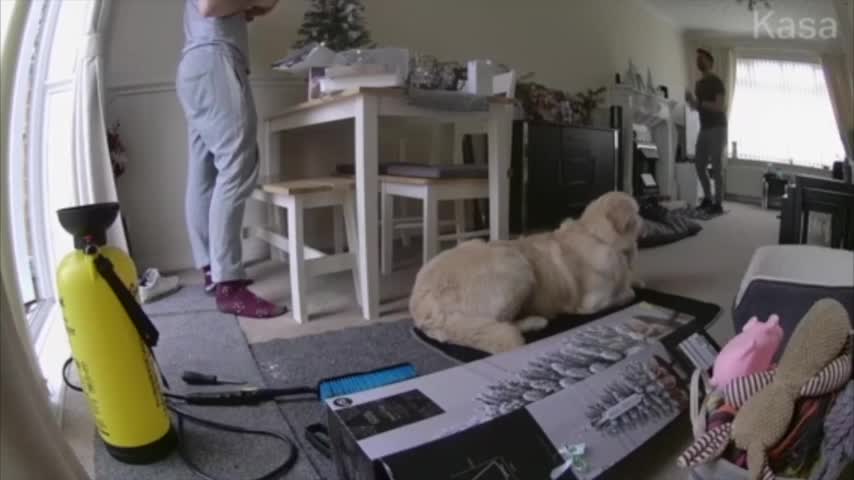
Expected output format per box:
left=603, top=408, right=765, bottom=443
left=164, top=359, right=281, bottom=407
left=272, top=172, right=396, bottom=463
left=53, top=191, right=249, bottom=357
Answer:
left=694, top=126, right=727, bottom=205
left=176, top=47, right=258, bottom=282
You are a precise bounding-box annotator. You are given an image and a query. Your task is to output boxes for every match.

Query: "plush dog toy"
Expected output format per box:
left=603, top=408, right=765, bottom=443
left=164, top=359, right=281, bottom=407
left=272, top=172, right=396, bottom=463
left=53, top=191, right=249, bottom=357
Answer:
left=678, top=299, right=852, bottom=480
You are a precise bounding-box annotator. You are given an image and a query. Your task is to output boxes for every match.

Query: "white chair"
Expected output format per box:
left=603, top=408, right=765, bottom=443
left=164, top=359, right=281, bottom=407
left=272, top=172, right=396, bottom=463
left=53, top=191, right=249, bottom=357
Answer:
left=452, top=71, right=517, bottom=165
left=248, top=177, right=359, bottom=324
left=450, top=71, right=517, bottom=233
left=379, top=71, right=517, bottom=273
left=381, top=176, right=489, bottom=274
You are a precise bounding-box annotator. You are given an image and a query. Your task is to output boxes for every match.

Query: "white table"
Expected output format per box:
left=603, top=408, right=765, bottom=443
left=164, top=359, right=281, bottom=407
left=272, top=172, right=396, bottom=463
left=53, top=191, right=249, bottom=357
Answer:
left=260, top=87, right=514, bottom=321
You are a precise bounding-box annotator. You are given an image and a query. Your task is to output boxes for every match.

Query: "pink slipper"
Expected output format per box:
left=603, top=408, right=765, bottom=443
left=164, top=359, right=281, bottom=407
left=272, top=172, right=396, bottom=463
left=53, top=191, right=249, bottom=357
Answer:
left=216, top=281, right=286, bottom=318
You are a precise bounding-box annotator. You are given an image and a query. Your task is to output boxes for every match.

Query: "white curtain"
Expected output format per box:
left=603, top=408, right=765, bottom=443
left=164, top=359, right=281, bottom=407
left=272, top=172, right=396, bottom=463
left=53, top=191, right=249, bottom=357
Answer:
left=1, top=1, right=89, bottom=478
left=728, top=57, right=847, bottom=168
left=71, top=0, right=128, bottom=251
left=834, top=0, right=853, bottom=89
left=821, top=53, right=854, bottom=161
left=713, top=47, right=736, bottom=116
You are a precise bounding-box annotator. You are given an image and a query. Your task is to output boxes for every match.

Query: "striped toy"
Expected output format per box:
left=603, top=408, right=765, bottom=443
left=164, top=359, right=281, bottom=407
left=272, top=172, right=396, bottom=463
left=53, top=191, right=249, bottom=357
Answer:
left=677, top=299, right=852, bottom=480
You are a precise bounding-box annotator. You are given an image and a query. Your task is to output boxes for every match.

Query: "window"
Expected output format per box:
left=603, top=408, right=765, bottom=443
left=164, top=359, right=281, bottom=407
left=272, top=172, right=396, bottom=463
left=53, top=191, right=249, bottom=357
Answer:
left=5, top=0, right=96, bottom=412
left=6, top=0, right=48, bottom=328
left=729, top=57, right=845, bottom=169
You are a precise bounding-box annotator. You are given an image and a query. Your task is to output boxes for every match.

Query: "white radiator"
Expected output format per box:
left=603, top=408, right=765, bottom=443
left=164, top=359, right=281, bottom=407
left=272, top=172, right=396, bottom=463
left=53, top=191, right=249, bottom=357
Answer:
left=725, top=160, right=834, bottom=201
left=725, top=162, right=765, bottom=199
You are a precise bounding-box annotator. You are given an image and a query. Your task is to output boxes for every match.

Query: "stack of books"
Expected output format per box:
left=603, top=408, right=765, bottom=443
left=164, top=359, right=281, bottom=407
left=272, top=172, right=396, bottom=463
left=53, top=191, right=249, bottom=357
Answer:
left=318, top=63, right=405, bottom=94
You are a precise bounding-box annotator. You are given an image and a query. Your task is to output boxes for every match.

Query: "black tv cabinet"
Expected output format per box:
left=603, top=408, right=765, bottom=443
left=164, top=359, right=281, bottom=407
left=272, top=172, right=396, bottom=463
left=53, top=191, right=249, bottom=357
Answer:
left=510, top=121, right=619, bottom=233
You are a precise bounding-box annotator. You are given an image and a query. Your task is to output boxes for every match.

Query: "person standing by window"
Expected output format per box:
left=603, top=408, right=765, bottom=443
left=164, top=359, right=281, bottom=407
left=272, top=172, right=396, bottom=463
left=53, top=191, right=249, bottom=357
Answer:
left=686, top=48, right=727, bottom=214
left=176, top=0, right=286, bottom=318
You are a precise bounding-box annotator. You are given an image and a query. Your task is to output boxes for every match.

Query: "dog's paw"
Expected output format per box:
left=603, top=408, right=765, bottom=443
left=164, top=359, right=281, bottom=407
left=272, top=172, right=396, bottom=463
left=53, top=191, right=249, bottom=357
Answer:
left=517, top=316, right=549, bottom=332
left=617, top=288, right=637, bottom=305
left=477, top=324, right=526, bottom=354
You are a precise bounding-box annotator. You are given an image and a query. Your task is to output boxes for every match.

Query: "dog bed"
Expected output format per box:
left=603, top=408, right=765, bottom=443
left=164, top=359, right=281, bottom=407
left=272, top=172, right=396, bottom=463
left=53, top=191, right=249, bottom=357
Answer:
left=638, top=203, right=703, bottom=249
left=413, top=288, right=721, bottom=362
left=671, top=206, right=727, bottom=221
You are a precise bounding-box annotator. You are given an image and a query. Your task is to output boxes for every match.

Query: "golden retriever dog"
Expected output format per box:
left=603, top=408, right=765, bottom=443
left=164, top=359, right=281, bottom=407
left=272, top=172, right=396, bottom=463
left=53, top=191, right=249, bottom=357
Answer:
left=410, top=192, right=642, bottom=354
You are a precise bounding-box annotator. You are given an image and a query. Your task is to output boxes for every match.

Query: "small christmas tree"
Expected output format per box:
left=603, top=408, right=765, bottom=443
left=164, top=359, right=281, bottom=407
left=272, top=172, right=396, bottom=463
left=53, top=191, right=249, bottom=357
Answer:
left=293, top=0, right=373, bottom=52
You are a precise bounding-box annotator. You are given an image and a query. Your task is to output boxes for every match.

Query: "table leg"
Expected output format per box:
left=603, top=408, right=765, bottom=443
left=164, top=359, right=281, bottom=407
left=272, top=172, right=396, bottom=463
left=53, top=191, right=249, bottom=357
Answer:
left=264, top=122, right=286, bottom=261
left=452, top=124, right=467, bottom=240
left=342, top=194, right=362, bottom=306
left=423, top=190, right=439, bottom=264
left=354, top=96, right=380, bottom=320
left=287, top=197, right=307, bottom=324
left=487, top=103, right=513, bottom=240
left=333, top=206, right=345, bottom=254
left=381, top=185, right=394, bottom=276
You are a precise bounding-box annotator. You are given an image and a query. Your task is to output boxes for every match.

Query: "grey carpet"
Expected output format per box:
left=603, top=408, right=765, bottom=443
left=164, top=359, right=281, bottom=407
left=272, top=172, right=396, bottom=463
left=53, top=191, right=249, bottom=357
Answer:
left=251, top=320, right=459, bottom=480
left=93, top=300, right=320, bottom=479
left=141, top=285, right=218, bottom=316
left=636, top=202, right=778, bottom=344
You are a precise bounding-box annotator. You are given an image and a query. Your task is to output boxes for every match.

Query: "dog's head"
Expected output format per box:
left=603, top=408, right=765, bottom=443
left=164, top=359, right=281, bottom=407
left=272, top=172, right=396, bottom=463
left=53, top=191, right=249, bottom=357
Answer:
left=575, top=192, right=642, bottom=249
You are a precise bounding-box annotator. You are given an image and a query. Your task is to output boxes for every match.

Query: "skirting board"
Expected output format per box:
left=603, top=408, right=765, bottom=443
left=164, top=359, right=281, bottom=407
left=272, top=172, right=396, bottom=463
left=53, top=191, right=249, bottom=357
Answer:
left=725, top=194, right=762, bottom=206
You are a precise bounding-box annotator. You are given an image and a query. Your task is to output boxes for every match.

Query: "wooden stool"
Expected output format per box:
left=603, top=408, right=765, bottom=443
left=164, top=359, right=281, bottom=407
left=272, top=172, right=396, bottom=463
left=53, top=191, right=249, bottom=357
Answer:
left=380, top=175, right=489, bottom=274
left=248, top=177, right=359, bottom=324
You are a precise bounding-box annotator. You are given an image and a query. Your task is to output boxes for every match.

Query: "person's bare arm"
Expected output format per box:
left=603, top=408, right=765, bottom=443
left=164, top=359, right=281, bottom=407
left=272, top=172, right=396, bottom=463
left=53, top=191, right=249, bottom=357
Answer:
left=245, top=0, right=278, bottom=20
left=685, top=91, right=698, bottom=110
left=198, top=0, right=257, bottom=18
left=700, top=93, right=725, bottom=113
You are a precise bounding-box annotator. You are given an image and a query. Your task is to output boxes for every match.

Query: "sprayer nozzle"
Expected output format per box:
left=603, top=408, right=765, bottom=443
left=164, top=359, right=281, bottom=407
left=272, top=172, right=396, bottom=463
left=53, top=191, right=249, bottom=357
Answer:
left=57, top=203, right=120, bottom=250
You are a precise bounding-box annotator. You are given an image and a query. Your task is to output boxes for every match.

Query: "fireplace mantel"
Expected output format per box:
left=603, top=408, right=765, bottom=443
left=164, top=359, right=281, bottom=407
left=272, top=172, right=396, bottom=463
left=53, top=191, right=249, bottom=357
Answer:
left=608, top=85, right=680, bottom=197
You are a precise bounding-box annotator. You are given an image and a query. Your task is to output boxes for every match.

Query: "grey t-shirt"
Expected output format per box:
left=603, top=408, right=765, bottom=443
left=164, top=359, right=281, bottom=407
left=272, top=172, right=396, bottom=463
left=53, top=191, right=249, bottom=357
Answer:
left=183, top=0, right=249, bottom=67
left=695, top=73, right=727, bottom=130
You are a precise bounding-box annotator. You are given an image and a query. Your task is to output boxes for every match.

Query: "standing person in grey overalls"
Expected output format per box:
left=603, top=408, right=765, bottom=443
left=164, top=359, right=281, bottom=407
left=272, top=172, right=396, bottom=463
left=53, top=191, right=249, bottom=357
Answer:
left=176, top=0, right=285, bottom=318
left=686, top=48, right=727, bottom=215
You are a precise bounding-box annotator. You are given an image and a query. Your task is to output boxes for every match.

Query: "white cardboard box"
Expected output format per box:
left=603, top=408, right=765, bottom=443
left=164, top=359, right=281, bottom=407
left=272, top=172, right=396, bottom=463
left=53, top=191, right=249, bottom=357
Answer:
left=326, top=302, right=705, bottom=480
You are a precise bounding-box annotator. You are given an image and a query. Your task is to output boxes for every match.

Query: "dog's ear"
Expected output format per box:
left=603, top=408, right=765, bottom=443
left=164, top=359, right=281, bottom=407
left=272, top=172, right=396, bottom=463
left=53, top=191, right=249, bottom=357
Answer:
left=607, top=205, right=638, bottom=235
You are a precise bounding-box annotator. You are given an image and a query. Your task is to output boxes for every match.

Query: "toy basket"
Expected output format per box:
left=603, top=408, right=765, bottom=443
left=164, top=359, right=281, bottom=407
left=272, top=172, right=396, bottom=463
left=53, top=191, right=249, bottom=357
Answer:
left=687, top=369, right=803, bottom=480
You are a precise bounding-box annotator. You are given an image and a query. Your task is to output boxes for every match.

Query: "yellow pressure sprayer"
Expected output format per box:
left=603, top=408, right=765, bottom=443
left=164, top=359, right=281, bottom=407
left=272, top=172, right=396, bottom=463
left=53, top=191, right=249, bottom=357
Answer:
left=56, top=203, right=176, bottom=463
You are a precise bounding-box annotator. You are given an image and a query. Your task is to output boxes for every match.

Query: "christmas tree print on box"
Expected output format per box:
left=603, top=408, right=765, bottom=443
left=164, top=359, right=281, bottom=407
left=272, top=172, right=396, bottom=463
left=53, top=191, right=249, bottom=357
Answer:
left=475, top=303, right=692, bottom=421
left=585, top=356, right=686, bottom=436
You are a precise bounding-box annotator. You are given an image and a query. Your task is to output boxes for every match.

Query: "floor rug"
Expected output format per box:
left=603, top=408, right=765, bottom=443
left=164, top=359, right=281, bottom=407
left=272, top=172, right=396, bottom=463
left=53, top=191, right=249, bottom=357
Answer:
left=92, top=292, right=321, bottom=480
left=250, top=320, right=459, bottom=480
left=140, top=284, right=218, bottom=316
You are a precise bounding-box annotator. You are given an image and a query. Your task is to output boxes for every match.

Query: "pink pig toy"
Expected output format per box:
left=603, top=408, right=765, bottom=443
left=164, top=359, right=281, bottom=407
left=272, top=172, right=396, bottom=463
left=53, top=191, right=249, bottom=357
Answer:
left=710, top=315, right=784, bottom=388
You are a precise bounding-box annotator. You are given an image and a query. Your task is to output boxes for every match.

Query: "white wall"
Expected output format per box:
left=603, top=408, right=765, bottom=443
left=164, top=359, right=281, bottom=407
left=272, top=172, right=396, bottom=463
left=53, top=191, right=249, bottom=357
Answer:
left=105, top=0, right=688, bottom=272
left=250, top=0, right=689, bottom=94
